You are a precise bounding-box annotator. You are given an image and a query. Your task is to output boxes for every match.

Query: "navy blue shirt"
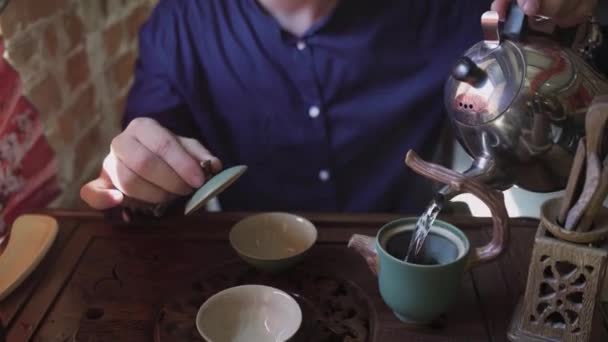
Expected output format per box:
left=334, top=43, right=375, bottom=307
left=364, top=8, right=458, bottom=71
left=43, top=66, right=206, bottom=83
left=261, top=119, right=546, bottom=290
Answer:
left=123, top=0, right=492, bottom=213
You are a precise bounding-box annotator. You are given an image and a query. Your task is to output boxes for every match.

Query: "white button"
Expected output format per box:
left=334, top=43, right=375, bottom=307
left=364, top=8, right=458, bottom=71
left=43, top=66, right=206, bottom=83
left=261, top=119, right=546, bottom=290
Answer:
left=308, top=106, right=320, bottom=118
left=319, top=169, right=330, bottom=181
left=297, top=41, right=307, bottom=50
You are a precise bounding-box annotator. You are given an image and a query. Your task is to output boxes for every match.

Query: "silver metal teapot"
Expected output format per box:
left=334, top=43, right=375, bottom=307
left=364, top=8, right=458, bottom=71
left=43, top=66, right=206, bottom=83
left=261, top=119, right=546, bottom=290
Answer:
left=443, top=4, right=608, bottom=195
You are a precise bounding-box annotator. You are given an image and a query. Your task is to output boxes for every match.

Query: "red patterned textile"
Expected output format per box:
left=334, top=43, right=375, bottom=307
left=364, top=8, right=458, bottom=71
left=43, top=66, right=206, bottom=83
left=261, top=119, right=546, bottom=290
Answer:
left=0, top=37, right=60, bottom=235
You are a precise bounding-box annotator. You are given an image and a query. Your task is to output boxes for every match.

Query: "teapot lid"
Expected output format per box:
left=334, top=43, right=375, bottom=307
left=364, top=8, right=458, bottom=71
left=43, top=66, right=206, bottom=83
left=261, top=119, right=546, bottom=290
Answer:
left=444, top=11, right=525, bottom=126
left=184, top=165, right=248, bottom=215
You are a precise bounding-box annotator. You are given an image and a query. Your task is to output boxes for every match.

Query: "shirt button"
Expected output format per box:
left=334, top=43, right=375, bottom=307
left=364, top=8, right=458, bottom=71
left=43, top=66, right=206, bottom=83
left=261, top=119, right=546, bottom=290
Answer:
left=319, top=169, right=330, bottom=182
left=308, top=106, right=320, bottom=118
left=296, top=41, right=307, bottom=50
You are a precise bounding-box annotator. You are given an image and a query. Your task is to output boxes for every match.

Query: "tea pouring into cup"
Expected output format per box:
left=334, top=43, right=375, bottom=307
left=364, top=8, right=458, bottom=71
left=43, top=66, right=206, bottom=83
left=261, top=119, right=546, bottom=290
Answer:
left=348, top=150, right=510, bottom=324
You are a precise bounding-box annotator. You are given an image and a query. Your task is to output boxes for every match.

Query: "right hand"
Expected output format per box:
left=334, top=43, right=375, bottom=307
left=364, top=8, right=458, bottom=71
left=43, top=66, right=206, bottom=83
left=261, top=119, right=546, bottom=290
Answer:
left=80, top=117, right=222, bottom=210
left=491, top=0, right=597, bottom=27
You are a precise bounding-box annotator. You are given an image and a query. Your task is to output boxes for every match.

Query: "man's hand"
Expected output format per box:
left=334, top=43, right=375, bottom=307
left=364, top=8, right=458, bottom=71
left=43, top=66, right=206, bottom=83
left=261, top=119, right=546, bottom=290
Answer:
left=80, top=117, right=222, bottom=210
left=491, top=0, right=598, bottom=27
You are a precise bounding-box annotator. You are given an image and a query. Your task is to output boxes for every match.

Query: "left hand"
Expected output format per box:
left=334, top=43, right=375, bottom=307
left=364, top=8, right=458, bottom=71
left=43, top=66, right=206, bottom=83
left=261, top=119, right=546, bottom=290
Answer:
left=491, top=0, right=598, bottom=27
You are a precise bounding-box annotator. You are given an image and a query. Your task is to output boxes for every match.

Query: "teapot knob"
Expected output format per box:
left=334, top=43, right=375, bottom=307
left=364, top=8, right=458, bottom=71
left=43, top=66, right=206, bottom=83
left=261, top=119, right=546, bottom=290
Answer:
left=451, top=57, right=487, bottom=87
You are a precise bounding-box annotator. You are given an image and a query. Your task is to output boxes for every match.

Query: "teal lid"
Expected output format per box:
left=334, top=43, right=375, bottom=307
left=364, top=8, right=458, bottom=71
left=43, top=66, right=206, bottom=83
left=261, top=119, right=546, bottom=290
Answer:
left=184, top=165, right=248, bottom=215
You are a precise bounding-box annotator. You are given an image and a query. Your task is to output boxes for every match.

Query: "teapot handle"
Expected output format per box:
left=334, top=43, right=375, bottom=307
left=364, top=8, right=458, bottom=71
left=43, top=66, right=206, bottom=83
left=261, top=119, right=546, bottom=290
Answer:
left=405, top=150, right=509, bottom=270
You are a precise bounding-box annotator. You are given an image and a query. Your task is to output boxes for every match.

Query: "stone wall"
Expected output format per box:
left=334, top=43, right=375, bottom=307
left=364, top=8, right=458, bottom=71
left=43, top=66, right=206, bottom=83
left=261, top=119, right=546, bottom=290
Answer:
left=0, top=0, right=158, bottom=208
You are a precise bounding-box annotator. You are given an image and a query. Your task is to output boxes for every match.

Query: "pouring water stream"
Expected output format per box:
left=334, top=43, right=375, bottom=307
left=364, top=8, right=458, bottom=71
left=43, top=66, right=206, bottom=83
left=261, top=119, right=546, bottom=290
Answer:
left=404, top=195, right=445, bottom=263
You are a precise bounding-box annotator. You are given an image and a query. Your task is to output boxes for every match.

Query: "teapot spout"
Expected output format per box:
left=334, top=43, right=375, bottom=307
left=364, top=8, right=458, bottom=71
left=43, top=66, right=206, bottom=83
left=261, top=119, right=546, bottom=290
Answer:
left=438, top=155, right=513, bottom=199
left=348, top=234, right=379, bottom=276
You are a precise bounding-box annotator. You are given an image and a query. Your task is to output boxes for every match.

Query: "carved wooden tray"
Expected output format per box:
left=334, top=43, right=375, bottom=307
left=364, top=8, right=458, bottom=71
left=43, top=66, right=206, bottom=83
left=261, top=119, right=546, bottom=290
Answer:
left=153, top=261, right=375, bottom=341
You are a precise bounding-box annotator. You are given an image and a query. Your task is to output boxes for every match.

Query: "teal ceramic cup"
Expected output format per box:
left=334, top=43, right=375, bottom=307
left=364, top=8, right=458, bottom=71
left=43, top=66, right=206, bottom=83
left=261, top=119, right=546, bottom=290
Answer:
left=349, top=216, right=507, bottom=324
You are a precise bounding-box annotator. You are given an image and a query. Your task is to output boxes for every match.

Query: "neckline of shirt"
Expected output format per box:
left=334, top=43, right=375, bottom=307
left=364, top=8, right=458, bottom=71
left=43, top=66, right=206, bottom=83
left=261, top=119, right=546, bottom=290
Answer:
left=245, top=0, right=349, bottom=41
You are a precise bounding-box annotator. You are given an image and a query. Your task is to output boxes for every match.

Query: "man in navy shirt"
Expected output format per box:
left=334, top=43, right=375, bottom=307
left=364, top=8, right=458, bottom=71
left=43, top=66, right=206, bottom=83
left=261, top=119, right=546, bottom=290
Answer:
left=81, top=0, right=598, bottom=214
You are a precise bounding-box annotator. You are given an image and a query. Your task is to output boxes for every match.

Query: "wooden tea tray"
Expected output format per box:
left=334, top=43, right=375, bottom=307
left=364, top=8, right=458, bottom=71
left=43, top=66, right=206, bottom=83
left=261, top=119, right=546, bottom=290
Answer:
left=1, top=210, right=606, bottom=341
left=154, top=261, right=374, bottom=341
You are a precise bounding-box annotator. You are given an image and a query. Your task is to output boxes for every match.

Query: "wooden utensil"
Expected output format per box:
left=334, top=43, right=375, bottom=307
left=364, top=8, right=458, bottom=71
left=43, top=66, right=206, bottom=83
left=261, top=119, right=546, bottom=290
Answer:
left=565, top=96, right=608, bottom=231
left=564, top=153, right=601, bottom=230
left=576, top=155, right=608, bottom=232
left=572, top=97, right=608, bottom=232
left=558, top=138, right=586, bottom=226
left=544, top=198, right=608, bottom=243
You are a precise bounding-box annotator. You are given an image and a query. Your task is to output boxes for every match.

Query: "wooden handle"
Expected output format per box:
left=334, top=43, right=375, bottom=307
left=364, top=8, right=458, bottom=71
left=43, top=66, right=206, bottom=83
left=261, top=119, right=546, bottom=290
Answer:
left=405, top=150, right=509, bottom=269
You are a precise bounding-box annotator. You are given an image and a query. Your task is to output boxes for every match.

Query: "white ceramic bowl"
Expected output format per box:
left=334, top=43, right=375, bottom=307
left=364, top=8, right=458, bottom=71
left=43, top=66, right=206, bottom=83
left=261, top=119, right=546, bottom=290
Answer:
left=196, top=284, right=302, bottom=342
left=229, top=212, right=318, bottom=272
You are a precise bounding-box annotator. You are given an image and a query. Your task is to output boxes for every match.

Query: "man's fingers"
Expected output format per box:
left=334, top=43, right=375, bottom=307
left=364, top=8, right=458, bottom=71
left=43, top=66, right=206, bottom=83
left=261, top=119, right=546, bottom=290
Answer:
left=517, top=0, right=541, bottom=16
left=551, top=0, right=596, bottom=27
left=491, top=0, right=512, bottom=19
left=103, top=153, right=173, bottom=204
left=178, top=137, right=223, bottom=174
left=494, top=0, right=594, bottom=28
left=491, top=0, right=541, bottom=21
left=520, top=0, right=594, bottom=27
left=127, top=118, right=205, bottom=188
left=111, top=134, right=194, bottom=196
left=553, top=13, right=589, bottom=28
left=82, top=117, right=223, bottom=212
left=534, top=0, right=581, bottom=18
left=80, top=171, right=124, bottom=210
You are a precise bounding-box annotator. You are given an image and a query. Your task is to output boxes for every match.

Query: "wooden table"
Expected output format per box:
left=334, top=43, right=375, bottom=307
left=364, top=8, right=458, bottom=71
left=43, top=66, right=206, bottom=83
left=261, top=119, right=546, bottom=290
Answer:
left=0, top=210, right=607, bottom=341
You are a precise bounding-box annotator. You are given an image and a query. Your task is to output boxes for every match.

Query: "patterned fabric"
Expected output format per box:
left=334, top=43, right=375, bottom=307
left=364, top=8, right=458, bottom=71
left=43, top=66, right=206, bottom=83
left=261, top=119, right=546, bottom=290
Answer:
left=0, top=37, right=60, bottom=235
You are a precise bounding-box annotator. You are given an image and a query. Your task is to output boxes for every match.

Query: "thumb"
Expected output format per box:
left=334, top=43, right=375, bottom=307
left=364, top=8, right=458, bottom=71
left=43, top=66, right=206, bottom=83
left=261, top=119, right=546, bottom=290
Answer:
left=80, top=170, right=124, bottom=210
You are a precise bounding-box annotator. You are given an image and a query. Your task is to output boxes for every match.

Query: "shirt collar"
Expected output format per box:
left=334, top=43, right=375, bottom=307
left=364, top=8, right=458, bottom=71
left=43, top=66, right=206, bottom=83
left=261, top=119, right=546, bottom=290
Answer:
left=246, top=0, right=346, bottom=40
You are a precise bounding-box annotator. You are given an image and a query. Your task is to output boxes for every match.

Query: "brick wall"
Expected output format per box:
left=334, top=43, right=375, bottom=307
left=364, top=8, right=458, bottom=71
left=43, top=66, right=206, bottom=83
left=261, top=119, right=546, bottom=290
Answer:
left=0, top=0, right=158, bottom=208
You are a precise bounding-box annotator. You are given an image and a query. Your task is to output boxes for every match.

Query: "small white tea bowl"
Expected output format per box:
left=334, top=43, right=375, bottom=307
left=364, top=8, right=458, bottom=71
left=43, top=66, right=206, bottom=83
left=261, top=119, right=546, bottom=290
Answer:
left=229, top=212, right=318, bottom=272
left=196, top=284, right=302, bottom=342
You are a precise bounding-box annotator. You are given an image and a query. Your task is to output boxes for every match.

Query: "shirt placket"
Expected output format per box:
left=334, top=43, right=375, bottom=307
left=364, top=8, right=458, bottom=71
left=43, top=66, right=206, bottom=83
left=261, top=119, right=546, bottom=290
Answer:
left=291, top=36, right=338, bottom=210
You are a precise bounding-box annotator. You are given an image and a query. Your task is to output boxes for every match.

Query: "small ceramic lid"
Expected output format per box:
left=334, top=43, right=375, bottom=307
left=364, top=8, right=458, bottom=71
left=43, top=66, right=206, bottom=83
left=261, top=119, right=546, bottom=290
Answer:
left=184, top=165, right=248, bottom=215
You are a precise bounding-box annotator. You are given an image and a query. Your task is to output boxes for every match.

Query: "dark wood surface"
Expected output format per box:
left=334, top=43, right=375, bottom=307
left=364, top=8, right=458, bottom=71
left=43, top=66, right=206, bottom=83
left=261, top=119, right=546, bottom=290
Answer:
left=0, top=210, right=607, bottom=341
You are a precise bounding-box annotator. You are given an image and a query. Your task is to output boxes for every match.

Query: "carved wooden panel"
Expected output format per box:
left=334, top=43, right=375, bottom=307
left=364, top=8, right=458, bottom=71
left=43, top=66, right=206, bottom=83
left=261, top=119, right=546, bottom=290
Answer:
left=520, top=226, right=608, bottom=341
